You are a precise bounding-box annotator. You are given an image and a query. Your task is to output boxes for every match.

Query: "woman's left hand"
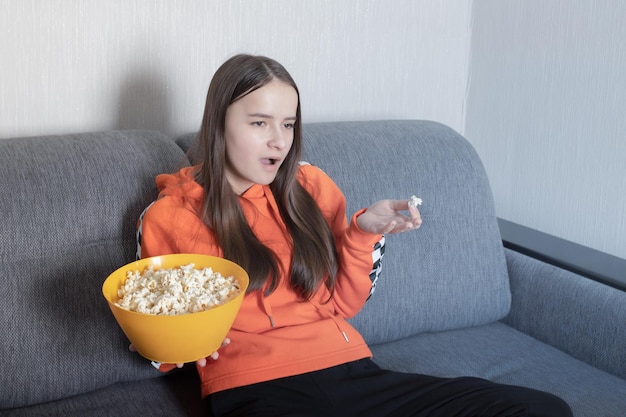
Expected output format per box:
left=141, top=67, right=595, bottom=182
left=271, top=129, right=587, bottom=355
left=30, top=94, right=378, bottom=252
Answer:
left=356, top=199, right=422, bottom=235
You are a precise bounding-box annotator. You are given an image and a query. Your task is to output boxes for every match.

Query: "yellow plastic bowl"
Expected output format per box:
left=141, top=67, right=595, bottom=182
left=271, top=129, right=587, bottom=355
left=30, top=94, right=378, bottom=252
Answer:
left=102, top=254, right=249, bottom=364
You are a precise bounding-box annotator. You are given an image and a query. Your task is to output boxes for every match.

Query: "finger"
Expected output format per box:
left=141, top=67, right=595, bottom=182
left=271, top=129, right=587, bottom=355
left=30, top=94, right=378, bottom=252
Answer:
left=388, top=199, right=411, bottom=212
left=128, top=344, right=137, bottom=352
left=408, top=206, right=422, bottom=227
left=398, top=220, right=416, bottom=233
left=176, top=363, right=184, bottom=368
left=388, top=216, right=420, bottom=234
left=200, top=339, right=228, bottom=366
left=382, top=220, right=397, bottom=234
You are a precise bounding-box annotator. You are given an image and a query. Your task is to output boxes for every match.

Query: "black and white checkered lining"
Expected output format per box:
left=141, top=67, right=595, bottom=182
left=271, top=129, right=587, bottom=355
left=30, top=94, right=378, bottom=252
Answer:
left=135, top=202, right=155, bottom=261
left=368, top=235, right=385, bottom=300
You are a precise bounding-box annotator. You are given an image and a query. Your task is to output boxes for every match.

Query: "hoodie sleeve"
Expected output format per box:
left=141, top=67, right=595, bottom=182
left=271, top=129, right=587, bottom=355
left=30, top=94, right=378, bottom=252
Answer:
left=135, top=192, right=220, bottom=373
left=133, top=199, right=184, bottom=373
left=333, top=209, right=385, bottom=317
left=138, top=195, right=221, bottom=260
left=298, top=164, right=383, bottom=318
left=137, top=197, right=184, bottom=259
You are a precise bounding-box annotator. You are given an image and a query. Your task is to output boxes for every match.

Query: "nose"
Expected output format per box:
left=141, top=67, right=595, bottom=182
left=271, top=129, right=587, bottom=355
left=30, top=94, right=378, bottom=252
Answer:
left=268, top=124, right=289, bottom=150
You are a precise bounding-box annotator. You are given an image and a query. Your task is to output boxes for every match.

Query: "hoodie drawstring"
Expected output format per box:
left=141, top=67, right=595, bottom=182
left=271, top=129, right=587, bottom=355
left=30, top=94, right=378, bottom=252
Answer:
left=308, top=300, right=350, bottom=343
left=262, top=297, right=276, bottom=328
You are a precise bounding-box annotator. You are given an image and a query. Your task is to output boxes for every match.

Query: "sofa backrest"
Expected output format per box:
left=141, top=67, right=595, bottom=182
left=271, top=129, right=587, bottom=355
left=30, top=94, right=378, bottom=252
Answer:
left=302, top=120, right=511, bottom=344
left=0, top=130, right=188, bottom=408
left=177, top=120, right=511, bottom=346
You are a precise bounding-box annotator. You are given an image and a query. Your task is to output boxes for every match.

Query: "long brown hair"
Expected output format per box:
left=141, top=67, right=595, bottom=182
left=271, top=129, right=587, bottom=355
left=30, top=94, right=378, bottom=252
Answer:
left=193, top=54, right=338, bottom=300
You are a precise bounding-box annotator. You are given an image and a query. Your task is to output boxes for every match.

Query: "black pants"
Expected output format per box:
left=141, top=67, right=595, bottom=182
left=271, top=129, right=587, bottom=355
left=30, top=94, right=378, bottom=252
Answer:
left=206, top=359, right=572, bottom=417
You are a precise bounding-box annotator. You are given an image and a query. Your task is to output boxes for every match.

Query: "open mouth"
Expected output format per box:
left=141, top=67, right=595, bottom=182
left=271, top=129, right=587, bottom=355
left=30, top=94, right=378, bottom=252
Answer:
left=263, top=158, right=280, bottom=166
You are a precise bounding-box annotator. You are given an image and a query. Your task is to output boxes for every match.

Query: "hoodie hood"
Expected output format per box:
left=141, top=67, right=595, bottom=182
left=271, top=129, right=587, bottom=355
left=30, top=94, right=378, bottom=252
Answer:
left=155, top=166, right=204, bottom=201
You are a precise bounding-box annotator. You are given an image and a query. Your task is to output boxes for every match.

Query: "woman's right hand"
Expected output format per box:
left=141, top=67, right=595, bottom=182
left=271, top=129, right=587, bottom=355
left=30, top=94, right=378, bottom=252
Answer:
left=357, top=198, right=422, bottom=234
left=128, top=337, right=231, bottom=368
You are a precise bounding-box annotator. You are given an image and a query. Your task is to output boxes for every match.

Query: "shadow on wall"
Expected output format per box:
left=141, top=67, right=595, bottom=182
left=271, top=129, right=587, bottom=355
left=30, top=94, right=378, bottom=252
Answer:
left=116, top=67, right=171, bottom=135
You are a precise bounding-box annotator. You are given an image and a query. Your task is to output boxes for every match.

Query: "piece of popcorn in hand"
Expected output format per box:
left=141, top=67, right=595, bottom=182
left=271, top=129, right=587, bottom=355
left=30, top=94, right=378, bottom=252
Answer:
left=408, top=195, right=423, bottom=209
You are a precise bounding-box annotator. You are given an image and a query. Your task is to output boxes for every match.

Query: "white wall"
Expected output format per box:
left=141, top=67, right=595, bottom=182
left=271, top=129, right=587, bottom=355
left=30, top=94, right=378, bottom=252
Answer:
left=3, top=0, right=623, bottom=259
left=0, top=0, right=471, bottom=139
left=465, top=0, right=626, bottom=259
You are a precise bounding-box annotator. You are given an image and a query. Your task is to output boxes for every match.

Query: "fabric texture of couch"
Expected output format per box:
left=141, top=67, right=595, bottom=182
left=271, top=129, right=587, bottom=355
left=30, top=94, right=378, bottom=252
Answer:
left=1, top=120, right=625, bottom=416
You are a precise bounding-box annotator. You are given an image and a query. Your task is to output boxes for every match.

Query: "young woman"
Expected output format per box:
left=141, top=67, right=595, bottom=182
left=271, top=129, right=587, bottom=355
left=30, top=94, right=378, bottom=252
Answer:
left=137, top=54, right=572, bottom=417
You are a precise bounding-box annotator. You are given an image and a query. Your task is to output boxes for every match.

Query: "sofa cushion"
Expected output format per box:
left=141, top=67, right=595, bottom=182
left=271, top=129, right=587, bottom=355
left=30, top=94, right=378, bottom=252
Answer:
left=0, top=369, right=206, bottom=417
left=301, top=120, right=511, bottom=344
left=369, top=321, right=626, bottom=417
left=0, top=130, right=188, bottom=408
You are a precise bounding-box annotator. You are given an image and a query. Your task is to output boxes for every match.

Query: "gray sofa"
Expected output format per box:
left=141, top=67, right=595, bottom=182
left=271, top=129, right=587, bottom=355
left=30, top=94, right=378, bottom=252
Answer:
left=1, top=120, right=625, bottom=416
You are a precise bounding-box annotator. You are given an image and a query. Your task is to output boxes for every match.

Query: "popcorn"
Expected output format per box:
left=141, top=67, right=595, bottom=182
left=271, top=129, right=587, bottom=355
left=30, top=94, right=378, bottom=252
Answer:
left=408, top=195, right=423, bottom=209
left=115, top=263, right=241, bottom=315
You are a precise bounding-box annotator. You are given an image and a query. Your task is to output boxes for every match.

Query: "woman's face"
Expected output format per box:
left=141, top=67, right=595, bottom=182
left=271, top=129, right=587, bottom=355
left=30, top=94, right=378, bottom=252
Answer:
left=223, top=79, right=298, bottom=195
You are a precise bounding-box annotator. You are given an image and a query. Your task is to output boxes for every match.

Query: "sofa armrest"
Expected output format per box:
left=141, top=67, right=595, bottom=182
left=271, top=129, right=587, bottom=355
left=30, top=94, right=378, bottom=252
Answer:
left=502, top=248, right=626, bottom=380
left=498, top=218, right=626, bottom=290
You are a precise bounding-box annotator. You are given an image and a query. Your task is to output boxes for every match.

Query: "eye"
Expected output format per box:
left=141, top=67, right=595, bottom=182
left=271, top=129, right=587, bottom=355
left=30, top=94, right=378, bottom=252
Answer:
left=283, top=123, right=295, bottom=129
left=251, top=121, right=266, bottom=127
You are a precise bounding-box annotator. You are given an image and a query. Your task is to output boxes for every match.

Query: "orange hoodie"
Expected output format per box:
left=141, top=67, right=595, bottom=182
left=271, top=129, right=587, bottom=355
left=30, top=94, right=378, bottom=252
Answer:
left=138, top=163, right=381, bottom=397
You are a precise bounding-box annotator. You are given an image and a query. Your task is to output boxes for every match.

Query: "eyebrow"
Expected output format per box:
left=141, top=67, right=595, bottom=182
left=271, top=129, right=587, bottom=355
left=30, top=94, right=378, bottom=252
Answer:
left=248, top=113, right=297, bottom=121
